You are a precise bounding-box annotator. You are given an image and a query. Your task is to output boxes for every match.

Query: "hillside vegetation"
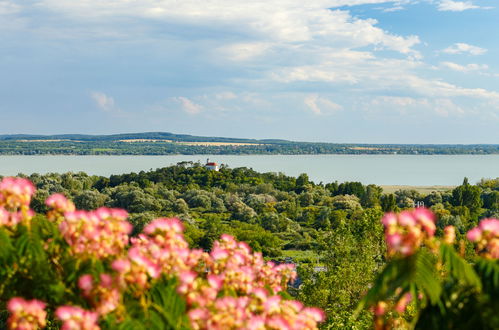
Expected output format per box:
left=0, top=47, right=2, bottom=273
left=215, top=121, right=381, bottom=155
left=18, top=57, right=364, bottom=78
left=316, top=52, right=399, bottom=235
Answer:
left=1, top=163, right=497, bottom=328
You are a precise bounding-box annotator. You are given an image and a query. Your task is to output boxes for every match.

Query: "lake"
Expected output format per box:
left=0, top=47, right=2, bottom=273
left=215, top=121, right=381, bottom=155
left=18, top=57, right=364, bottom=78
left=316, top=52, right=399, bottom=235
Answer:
left=0, top=154, right=498, bottom=186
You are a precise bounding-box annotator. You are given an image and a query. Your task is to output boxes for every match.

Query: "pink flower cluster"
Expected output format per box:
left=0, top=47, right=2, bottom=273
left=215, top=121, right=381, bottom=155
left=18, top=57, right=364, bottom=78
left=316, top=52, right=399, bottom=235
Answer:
left=0, top=177, right=35, bottom=210
left=59, top=207, right=132, bottom=259
left=443, top=225, right=456, bottom=245
left=45, top=193, right=75, bottom=221
left=178, top=233, right=322, bottom=329
left=78, top=274, right=121, bottom=315
left=187, top=288, right=324, bottom=330
left=112, top=218, right=324, bottom=329
left=0, top=177, right=35, bottom=227
left=7, top=297, right=47, bottom=330
left=467, top=218, right=499, bottom=259
left=55, top=306, right=100, bottom=330
left=2, top=177, right=324, bottom=329
left=381, top=208, right=436, bottom=257
left=112, top=218, right=203, bottom=291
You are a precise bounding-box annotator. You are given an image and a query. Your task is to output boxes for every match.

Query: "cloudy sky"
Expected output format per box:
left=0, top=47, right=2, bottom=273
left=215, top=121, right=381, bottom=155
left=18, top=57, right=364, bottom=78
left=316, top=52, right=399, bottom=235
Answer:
left=1, top=0, right=498, bottom=143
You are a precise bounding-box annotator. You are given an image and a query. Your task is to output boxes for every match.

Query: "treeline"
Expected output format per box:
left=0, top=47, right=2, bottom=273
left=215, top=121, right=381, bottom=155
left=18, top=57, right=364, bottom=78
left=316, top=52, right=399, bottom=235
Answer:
left=0, top=132, right=499, bottom=155
left=6, top=164, right=499, bottom=328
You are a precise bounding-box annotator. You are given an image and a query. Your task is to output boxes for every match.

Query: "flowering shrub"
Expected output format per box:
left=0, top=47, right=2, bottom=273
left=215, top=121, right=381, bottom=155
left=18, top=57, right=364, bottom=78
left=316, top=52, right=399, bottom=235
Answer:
left=7, top=297, right=46, bottom=330
left=467, top=218, right=499, bottom=259
left=0, top=177, right=324, bottom=329
left=381, top=208, right=436, bottom=257
left=359, top=208, right=499, bottom=329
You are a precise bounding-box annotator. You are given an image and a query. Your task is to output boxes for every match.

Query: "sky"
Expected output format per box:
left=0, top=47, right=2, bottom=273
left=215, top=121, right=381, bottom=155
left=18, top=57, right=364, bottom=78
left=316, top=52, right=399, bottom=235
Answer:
left=0, top=0, right=498, bottom=144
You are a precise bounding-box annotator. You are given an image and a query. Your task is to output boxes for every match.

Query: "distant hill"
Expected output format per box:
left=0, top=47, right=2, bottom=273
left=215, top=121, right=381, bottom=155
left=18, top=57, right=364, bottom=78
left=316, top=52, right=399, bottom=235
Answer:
left=0, top=132, right=266, bottom=143
left=0, top=132, right=498, bottom=155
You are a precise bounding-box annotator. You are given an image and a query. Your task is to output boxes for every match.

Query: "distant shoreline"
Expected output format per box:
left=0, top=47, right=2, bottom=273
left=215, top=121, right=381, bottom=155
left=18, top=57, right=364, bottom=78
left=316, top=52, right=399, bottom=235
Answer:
left=0, top=132, right=498, bottom=155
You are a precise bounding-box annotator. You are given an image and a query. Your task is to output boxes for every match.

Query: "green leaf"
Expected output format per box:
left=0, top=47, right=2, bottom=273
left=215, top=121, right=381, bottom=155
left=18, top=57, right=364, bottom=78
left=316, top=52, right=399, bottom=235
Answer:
left=0, top=227, right=13, bottom=260
left=474, top=258, right=499, bottom=294
left=355, top=250, right=443, bottom=316
left=148, top=278, right=189, bottom=330
left=414, top=250, right=441, bottom=304
left=355, top=257, right=414, bottom=315
left=440, top=244, right=481, bottom=290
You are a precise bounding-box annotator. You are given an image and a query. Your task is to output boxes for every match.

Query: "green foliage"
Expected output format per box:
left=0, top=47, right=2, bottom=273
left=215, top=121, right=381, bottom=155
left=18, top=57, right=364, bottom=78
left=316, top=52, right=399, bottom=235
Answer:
left=358, top=240, right=499, bottom=329
left=3, top=165, right=497, bottom=328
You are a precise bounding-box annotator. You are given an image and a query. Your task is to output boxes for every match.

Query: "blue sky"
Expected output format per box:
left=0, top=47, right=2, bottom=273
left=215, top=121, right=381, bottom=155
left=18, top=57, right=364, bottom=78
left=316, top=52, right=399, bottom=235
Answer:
left=1, top=0, right=498, bottom=143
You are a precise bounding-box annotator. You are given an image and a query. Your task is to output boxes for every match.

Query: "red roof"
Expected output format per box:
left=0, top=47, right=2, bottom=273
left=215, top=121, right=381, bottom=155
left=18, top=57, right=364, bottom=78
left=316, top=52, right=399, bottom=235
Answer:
left=206, top=162, right=218, bottom=166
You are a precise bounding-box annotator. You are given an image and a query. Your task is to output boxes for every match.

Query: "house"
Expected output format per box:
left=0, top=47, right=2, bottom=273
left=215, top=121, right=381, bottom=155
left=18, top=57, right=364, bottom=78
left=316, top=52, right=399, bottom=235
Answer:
left=205, top=159, right=219, bottom=171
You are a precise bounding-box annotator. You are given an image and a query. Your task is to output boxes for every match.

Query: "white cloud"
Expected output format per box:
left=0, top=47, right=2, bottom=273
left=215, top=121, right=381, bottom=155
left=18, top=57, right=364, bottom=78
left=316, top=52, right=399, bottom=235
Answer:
left=9, top=0, right=499, bottom=126
left=440, top=61, right=488, bottom=72
left=174, top=96, right=203, bottom=115
left=383, top=5, right=405, bottom=12
left=304, top=94, right=342, bottom=115
left=371, top=96, right=423, bottom=107
left=442, top=43, right=487, bottom=55
left=405, top=76, right=499, bottom=100
left=215, top=92, right=238, bottom=100
left=0, top=1, right=19, bottom=15
left=36, top=1, right=420, bottom=56
left=433, top=98, right=465, bottom=117
left=437, top=0, right=479, bottom=11
left=219, top=42, right=272, bottom=61
left=369, top=96, right=465, bottom=117
left=91, top=91, right=117, bottom=112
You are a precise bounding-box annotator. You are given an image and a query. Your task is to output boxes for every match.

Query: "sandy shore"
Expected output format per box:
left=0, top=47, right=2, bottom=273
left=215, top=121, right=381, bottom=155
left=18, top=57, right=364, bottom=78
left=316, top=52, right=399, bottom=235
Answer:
left=380, top=185, right=455, bottom=194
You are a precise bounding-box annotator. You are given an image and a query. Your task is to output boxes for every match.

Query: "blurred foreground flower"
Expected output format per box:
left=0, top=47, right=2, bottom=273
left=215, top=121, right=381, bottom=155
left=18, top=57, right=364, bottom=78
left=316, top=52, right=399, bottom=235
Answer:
left=7, top=297, right=47, bottom=330
left=381, top=208, right=436, bottom=257
left=467, top=218, right=499, bottom=259
left=55, top=306, right=100, bottom=330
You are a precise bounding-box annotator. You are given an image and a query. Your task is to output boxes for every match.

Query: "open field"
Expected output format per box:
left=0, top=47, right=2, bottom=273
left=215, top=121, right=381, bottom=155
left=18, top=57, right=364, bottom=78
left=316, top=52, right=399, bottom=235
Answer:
left=177, top=142, right=266, bottom=146
left=117, top=139, right=173, bottom=143
left=381, top=185, right=455, bottom=194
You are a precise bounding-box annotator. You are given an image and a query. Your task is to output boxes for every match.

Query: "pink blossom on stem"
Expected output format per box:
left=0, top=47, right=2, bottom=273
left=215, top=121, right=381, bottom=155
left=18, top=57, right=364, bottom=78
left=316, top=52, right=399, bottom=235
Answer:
left=59, top=207, right=131, bottom=259
left=7, top=297, right=47, bottom=330
left=443, top=226, right=456, bottom=245
left=394, top=293, right=412, bottom=314
left=467, top=218, right=499, bottom=259
left=381, top=208, right=436, bottom=257
left=0, top=177, right=35, bottom=210
left=55, top=306, right=100, bottom=330
left=46, top=193, right=75, bottom=213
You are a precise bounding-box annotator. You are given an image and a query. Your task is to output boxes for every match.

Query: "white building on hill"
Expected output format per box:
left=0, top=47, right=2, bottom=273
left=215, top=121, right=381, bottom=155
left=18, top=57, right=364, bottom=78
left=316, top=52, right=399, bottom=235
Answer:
left=205, top=159, right=219, bottom=171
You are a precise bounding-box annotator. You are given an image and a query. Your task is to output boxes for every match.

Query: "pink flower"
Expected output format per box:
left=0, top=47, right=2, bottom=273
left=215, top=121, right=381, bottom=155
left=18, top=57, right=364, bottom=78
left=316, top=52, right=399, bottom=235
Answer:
left=381, top=213, right=397, bottom=227
left=59, top=208, right=132, bottom=259
left=386, top=233, right=402, bottom=248
left=394, top=293, right=412, bottom=314
left=398, top=211, right=416, bottom=227
left=443, top=226, right=456, bottom=245
left=7, top=297, right=47, bottom=330
left=467, top=227, right=482, bottom=242
left=45, top=193, right=75, bottom=213
left=56, top=305, right=100, bottom=330
left=78, top=274, right=93, bottom=292
left=144, top=217, right=184, bottom=235
left=0, top=177, right=35, bottom=205
left=373, top=301, right=387, bottom=316
left=468, top=218, right=499, bottom=259
left=479, top=218, right=499, bottom=235
left=211, top=246, right=229, bottom=260
left=381, top=208, right=436, bottom=257
left=302, top=307, right=325, bottom=322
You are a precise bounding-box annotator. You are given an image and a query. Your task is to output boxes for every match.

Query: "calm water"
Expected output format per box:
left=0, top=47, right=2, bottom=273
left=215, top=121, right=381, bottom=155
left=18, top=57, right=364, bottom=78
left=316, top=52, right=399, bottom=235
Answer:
left=0, top=155, right=498, bottom=186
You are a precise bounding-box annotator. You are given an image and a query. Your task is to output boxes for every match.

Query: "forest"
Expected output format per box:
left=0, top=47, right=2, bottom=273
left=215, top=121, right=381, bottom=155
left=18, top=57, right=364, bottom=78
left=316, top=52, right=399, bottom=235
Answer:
left=1, top=163, right=498, bottom=328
